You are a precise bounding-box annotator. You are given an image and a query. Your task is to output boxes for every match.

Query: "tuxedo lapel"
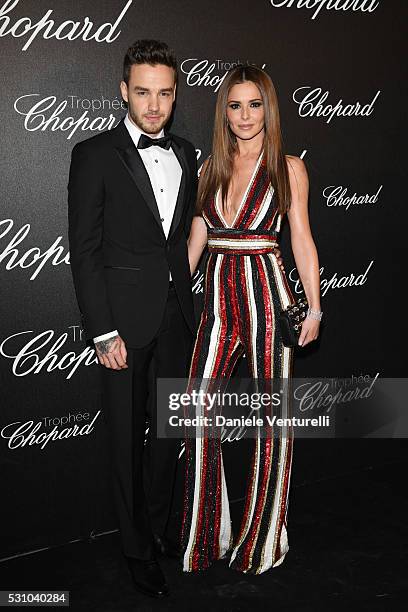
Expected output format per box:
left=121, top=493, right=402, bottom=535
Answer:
left=111, top=119, right=191, bottom=239
left=168, top=138, right=190, bottom=240
left=114, top=142, right=164, bottom=231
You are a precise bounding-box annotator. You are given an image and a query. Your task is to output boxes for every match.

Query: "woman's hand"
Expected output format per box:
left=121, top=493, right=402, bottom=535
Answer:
left=298, top=317, right=320, bottom=347
left=274, top=245, right=285, bottom=272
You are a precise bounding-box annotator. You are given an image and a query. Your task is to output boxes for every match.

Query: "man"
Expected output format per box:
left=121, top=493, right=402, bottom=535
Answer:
left=68, top=40, right=197, bottom=599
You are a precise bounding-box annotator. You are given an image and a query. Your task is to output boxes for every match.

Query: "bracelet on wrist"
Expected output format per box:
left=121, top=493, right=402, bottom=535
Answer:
left=307, top=307, right=323, bottom=321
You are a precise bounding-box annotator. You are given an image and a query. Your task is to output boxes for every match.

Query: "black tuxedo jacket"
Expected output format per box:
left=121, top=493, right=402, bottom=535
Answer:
left=68, top=118, right=197, bottom=348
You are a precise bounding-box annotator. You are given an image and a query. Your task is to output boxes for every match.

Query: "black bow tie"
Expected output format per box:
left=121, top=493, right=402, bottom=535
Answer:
left=138, top=133, right=172, bottom=150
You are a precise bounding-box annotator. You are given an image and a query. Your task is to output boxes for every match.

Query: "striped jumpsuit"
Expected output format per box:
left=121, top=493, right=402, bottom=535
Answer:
left=181, top=153, right=295, bottom=575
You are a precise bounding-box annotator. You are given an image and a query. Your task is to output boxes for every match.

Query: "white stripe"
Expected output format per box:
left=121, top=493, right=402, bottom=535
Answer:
left=218, top=334, right=243, bottom=557
left=218, top=452, right=232, bottom=557
left=208, top=239, right=277, bottom=249
left=252, top=185, right=274, bottom=229
left=269, top=253, right=292, bottom=309
left=203, top=255, right=223, bottom=378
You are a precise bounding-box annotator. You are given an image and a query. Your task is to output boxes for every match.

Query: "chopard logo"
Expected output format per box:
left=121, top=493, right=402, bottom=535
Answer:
left=0, top=327, right=97, bottom=379
left=0, top=218, right=70, bottom=280
left=0, top=0, right=133, bottom=51
left=1, top=410, right=101, bottom=450
left=14, top=94, right=124, bottom=140
left=269, top=0, right=380, bottom=20
left=323, top=185, right=383, bottom=210
left=181, top=59, right=267, bottom=93
left=289, top=260, right=375, bottom=297
left=293, top=87, right=380, bottom=123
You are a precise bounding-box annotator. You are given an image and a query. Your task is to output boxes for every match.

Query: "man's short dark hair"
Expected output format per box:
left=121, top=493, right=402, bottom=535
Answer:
left=123, top=39, right=178, bottom=85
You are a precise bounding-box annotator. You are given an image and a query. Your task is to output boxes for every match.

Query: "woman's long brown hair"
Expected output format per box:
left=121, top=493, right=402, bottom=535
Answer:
left=197, top=65, right=292, bottom=217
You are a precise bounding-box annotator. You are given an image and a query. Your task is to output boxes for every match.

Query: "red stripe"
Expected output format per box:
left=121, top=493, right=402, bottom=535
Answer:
left=208, top=232, right=277, bottom=240
left=201, top=434, right=212, bottom=569
left=222, top=256, right=241, bottom=376
left=235, top=158, right=265, bottom=228
left=192, top=436, right=208, bottom=570
left=206, top=255, right=230, bottom=379
left=181, top=439, right=192, bottom=545
left=208, top=194, right=220, bottom=227
left=212, top=441, right=222, bottom=560
left=192, top=254, right=230, bottom=568
left=238, top=257, right=253, bottom=371
left=255, top=256, right=273, bottom=379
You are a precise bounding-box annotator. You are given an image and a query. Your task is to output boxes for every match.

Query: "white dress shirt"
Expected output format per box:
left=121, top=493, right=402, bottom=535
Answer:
left=93, top=114, right=182, bottom=344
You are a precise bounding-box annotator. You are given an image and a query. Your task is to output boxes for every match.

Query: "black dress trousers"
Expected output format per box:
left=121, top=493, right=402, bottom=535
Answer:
left=101, top=282, right=193, bottom=560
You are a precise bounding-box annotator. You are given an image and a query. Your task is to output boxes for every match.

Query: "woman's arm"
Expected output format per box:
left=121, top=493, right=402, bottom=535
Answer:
left=188, top=215, right=208, bottom=276
left=286, top=155, right=322, bottom=346
left=187, top=158, right=211, bottom=276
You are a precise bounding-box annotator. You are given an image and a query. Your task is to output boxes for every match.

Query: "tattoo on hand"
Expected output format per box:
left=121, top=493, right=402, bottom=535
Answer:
left=96, top=336, right=118, bottom=355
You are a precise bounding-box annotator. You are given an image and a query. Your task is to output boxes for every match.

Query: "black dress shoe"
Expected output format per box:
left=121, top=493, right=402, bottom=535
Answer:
left=126, top=557, right=169, bottom=598
left=153, top=533, right=181, bottom=559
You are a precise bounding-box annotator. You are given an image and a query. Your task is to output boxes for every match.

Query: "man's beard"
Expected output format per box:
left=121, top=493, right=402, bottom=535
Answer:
left=128, top=107, right=167, bottom=135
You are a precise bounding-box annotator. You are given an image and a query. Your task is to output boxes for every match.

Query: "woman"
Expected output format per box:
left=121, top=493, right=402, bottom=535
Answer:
left=180, top=65, right=322, bottom=575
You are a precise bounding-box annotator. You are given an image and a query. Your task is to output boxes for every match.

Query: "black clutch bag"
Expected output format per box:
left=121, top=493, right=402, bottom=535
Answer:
left=279, top=296, right=309, bottom=347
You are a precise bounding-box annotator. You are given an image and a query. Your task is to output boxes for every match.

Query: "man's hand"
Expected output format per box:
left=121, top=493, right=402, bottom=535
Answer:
left=95, top=334, right=128, bottom=369
left=274, top=245, right=285, bottom=272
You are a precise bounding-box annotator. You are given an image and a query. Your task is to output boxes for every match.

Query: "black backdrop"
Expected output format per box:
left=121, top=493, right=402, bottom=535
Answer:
left=1, top=0, right=406, bottom=559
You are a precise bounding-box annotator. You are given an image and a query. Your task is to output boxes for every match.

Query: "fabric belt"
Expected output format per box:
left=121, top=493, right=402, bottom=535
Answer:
left=207, top=228, right=278, bottom=255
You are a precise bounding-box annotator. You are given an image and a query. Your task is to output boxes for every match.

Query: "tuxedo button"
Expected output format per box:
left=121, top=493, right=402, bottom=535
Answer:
left=161, top=217, right=164, bottom=222
left=166, top=243, right=170, bottom=252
